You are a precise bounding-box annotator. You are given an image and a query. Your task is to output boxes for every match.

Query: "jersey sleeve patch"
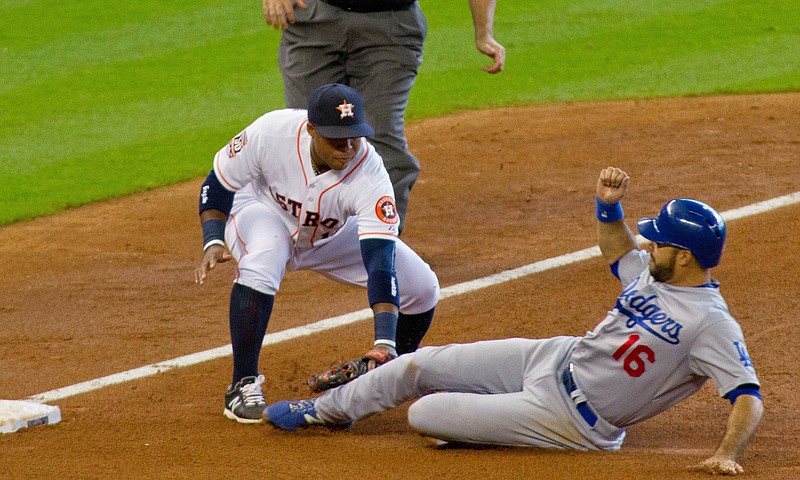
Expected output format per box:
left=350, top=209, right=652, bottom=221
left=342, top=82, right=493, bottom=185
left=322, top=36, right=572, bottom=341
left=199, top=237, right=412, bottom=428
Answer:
left=226, top=130, right=248, bottom=158
left=375, top=196, right=399, bottom=224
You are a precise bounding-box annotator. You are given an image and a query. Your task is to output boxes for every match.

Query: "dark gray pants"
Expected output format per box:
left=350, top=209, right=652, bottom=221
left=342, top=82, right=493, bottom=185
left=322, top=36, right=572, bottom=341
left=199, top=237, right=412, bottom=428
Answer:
left=278, top=0, right=427, bottom=232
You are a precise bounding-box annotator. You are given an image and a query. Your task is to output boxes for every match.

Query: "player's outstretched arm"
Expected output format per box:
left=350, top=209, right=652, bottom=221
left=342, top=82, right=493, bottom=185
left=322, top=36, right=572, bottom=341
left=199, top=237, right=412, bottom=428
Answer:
left=360, top=238, right=400, bottom=368
left=687, top=394, right=764, bottom=476
left=595, top=166, right=638, bottom=265
left=194, top=209, right=232, bottom=285
left=467, top=0, right=505, bottom=73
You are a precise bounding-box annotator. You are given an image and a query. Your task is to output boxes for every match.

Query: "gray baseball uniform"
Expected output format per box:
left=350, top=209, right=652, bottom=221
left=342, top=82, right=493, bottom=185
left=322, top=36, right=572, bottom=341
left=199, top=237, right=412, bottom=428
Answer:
left=314, top=249, right=759, bottom=449
left=572, top=250, right=759, bottom=427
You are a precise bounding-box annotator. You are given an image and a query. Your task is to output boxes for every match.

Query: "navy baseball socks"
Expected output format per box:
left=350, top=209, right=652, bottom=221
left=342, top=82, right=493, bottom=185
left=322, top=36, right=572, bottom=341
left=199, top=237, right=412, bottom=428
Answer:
left=224, top=283, right=274, bottom=423
left=264, top=399, right=354, bottom=431
left=395, top=307, right=435, bottom=355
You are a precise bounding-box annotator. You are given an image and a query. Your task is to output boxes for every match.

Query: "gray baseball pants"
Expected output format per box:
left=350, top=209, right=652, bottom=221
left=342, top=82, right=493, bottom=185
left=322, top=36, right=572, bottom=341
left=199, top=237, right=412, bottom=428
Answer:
left=315, top=337, right=626, bottom=450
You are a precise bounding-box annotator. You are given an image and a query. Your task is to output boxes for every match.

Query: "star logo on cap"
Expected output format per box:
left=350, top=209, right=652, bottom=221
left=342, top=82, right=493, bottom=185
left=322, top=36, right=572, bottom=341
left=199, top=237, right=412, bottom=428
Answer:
left=336, top=100, right=355, bottom=119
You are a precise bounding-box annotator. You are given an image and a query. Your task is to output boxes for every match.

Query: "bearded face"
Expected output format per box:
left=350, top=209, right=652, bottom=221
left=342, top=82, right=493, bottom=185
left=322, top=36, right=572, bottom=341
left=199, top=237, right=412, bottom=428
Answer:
left=649, top=245, right=680, bottom=283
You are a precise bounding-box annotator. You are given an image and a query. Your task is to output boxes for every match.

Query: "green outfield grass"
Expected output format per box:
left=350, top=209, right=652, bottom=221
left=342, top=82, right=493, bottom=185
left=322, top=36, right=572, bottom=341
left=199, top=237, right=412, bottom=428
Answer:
left=1, top=0, right=799, bottom=225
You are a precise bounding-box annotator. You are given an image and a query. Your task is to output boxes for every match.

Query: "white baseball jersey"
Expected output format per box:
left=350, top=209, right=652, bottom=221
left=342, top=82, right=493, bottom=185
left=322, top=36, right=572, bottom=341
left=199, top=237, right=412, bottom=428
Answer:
left=571, top=249, right=760, bottom=427
left=212, top=108, right=400, bottom=248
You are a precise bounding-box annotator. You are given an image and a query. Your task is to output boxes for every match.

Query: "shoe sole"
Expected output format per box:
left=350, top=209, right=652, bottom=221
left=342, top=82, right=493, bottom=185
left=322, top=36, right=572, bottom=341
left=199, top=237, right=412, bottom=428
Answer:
left=223, top=408, right=265, bottom=424
left=423, top=437, right=494, bottom=450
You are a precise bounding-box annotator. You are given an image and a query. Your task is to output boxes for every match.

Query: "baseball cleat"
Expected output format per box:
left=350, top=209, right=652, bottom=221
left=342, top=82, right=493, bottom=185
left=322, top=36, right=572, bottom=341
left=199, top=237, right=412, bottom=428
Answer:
left=223, top=375, right=267, bottom=424
left=264, top=400, right=354, bottom=431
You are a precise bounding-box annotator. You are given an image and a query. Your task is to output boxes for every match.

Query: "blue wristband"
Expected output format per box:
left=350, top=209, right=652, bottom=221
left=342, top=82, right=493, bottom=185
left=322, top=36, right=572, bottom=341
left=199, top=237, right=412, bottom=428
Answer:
left=596, top=197, right=624, bottom=223
left=373, top=311, right=398, bottom=348
left=202, top=219, right=226, bottom=251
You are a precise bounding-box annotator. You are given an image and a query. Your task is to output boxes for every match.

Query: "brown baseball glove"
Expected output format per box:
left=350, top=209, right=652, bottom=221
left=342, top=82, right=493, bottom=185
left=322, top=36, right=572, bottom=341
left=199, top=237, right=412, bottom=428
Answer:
left=307, top=349, right=397, bottom=393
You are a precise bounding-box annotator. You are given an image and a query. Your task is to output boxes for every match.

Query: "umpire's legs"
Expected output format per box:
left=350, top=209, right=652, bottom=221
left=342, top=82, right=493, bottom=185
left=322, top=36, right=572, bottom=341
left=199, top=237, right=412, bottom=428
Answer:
left=346, top=5, right=427, bottom=232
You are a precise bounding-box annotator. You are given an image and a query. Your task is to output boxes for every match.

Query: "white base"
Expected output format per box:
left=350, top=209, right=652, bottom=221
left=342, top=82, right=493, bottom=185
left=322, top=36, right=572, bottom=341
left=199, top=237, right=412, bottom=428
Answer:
left=0, top=400, right=61, bottom=434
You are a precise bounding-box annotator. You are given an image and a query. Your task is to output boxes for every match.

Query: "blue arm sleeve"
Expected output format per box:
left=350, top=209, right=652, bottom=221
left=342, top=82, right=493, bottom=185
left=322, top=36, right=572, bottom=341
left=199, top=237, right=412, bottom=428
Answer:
left=360, top=238, right=399, bottom=307
left=724, top=384, right=762, bottom=405
left=199, top=170, right=235, bottom=216
left=610, top=260, right=621, bottom=280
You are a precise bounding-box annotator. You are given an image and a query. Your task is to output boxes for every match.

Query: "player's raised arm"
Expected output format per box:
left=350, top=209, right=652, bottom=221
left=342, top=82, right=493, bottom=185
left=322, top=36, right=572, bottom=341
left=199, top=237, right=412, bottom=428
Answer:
left=595, top=166, right=638, bottom=265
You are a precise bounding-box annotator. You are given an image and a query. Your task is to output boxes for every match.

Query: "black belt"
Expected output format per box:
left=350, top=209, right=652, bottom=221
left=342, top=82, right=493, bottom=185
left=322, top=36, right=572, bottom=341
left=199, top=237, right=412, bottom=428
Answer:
left=319, top=0, right=415, bottom=13
left=561, top=363, right=598, bottom=428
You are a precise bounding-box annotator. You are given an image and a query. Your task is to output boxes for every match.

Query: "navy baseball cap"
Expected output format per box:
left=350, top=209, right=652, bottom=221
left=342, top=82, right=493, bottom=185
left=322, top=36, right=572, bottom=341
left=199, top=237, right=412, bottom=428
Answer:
left=307, top=83, right=375, bottom=139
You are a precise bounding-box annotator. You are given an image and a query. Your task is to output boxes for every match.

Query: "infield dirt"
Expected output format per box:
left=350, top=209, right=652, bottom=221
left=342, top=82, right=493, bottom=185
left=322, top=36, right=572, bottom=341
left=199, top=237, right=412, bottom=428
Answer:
left=1, top=93, right=799, bottom=479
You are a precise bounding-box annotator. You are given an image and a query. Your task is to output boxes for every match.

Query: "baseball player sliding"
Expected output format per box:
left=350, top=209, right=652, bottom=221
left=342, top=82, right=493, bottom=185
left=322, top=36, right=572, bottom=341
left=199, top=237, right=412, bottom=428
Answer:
left=194, top=83, right=439, bottom=424
left=264, top=167, right=763, bottom=476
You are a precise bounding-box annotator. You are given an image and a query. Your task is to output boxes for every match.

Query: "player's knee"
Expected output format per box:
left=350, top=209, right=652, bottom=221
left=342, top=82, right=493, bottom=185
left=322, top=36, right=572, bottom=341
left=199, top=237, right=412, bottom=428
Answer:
left=407, top=395, right=440, bottom=436
left=235, top=264, right=282, bottom=296
left=234, top=278, right=277, bottom=296
left=235, top=250, right=287, bottom=295
left=400, top=269, right=439, bottom=313
left=427, top=276, right=440, bottom=306
left=419, top=274, right=440, bottom=312
left=407, top=400, right=425, bottom=432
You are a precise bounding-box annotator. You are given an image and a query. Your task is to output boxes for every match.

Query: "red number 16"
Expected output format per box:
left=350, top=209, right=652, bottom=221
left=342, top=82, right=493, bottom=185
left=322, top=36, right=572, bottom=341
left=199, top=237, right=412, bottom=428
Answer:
left=612, top=334, right=655, bottom=377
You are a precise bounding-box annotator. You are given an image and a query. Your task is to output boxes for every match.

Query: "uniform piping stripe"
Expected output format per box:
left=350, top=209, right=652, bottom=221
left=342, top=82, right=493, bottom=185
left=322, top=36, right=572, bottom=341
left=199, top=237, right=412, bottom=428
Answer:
left=358, top=232, right=398, bottom=238
left=26, top=191, right=800, bottom=403
left=297, top=120, right=309, bottom=186
left=309, top=148, right=370, bottom=246
left=213, top=152, right=239, bottom=191
left=229, top=213, right=248, bottom=256
left=229, top=213, right=247, bottom=282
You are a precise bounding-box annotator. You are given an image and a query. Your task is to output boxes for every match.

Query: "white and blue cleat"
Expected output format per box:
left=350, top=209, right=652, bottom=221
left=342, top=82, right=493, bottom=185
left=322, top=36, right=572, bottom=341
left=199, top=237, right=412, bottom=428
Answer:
left=264, top=399, right=354, bottom=431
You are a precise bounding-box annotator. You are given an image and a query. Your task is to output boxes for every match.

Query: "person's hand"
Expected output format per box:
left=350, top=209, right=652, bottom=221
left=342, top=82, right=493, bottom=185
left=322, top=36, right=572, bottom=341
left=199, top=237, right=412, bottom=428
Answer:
left=687, top=456, right=744, bottom=476
left=596, top=166, right=630, bottom=205
left=365, top=344, right=398, bottom=370
left=263, top=0, right=307, bottom=30
left=476, top=35, right=505, bottom=74
left=194, top=244, right=232, bottom=285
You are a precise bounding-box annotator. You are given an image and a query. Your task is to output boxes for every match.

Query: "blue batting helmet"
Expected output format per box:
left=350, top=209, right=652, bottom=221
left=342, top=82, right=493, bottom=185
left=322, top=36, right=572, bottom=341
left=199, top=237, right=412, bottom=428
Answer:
left=637, top=198, right=727, bottom=268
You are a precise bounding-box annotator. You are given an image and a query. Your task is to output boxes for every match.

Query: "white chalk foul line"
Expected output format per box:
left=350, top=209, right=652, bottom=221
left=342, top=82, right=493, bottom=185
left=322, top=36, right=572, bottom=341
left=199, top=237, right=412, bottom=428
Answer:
left=28, top=191, right=800, bottom=404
